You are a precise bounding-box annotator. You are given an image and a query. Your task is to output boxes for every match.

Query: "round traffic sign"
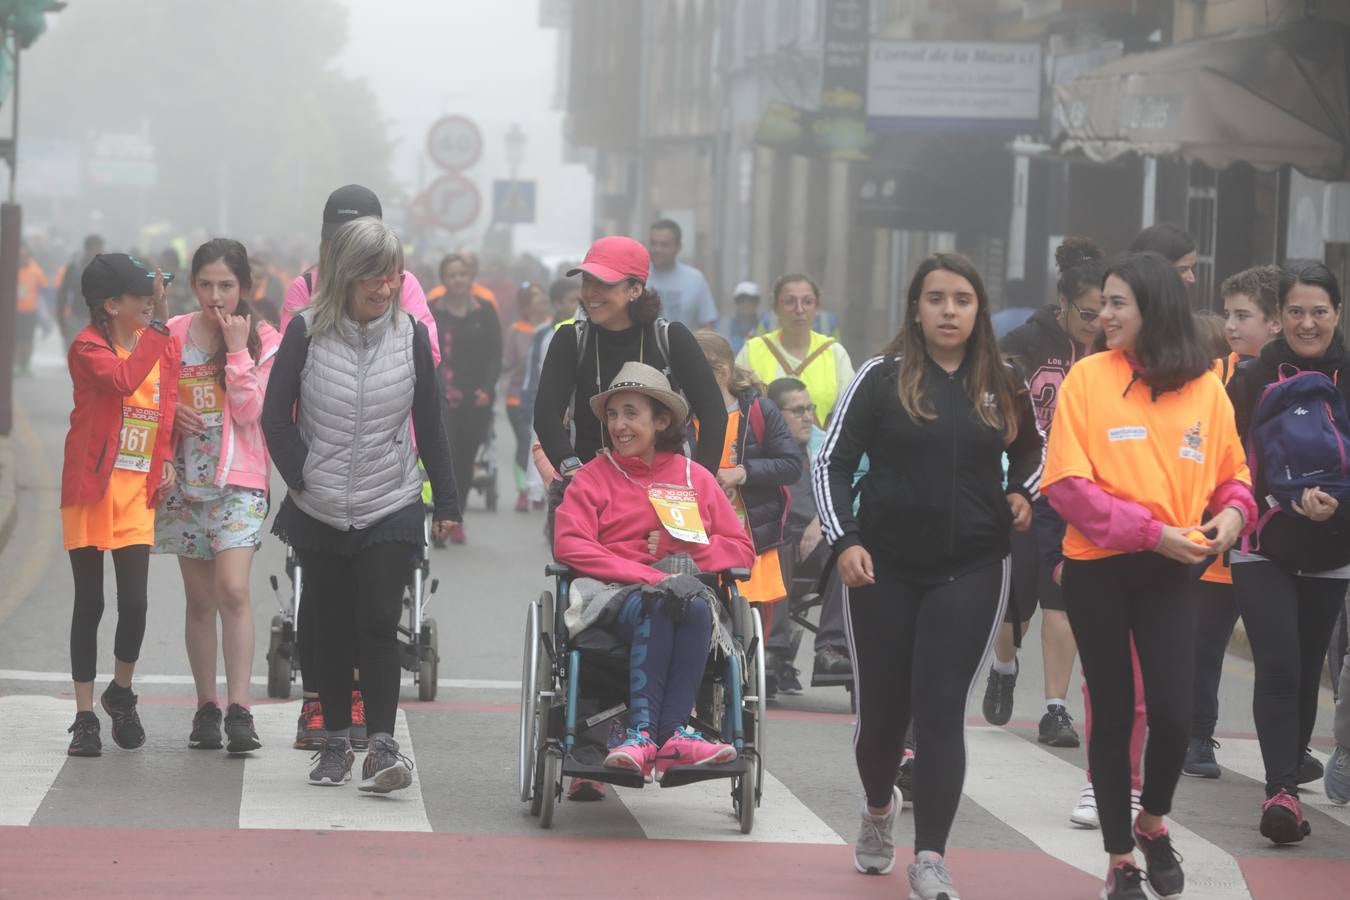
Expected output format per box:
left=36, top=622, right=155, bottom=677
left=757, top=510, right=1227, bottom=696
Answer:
left=418, top=174, right=481, bottom=232
left=427, top=115, right=483, bottom=171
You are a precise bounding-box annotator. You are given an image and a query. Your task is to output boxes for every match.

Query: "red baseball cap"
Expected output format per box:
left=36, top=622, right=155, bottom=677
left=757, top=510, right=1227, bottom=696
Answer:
left=567, top=235, right=650, bottom=285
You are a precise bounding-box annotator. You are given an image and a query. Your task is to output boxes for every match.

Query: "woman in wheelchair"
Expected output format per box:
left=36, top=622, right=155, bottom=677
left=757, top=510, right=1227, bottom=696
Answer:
left=553, top=362, right=756, bottom=783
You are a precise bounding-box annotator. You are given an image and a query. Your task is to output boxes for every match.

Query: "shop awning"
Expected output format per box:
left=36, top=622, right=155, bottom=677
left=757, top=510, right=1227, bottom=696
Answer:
left=1054, top=22, right=1350, bottom=179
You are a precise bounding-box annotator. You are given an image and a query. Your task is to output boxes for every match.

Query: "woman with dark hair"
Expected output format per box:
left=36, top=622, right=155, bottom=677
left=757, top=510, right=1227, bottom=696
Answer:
left=1043, top=251, right=1254, bottom=900
left=1130, top=223, right=1198, bottom=289
left=533, top=236, right=727, bottom=485
left=504, top=282, right=551, bottom=512
left=1227, top=259, right=1350, bottom=844
left=156, top=239, right=281, bottom=754
left=813, top=253, right=1043, bottom=900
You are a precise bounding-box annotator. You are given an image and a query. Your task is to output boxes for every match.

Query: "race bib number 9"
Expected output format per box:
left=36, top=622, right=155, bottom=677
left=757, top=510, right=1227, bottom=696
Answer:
left=179, top=364, right=224, bottom=427
left=116, top=406, right=161, bottom=472
left=648, top=485, right=709, bottom=544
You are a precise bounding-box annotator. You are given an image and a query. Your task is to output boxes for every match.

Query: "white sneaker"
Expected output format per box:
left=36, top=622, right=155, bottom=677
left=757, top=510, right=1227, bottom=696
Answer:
left=854, top=787, right=900, bottom=875
left=1071, top=783, right=1099, bottom=828
left=908, top=850, right=960, bottom=900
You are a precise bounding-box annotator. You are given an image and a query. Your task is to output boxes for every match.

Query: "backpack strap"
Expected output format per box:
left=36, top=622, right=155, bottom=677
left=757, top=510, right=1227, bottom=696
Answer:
left=762, top=334, right=836, bottom=376
left=748, top=396, right=766, bottom=447
left=303, top=270, right=313, bottom=294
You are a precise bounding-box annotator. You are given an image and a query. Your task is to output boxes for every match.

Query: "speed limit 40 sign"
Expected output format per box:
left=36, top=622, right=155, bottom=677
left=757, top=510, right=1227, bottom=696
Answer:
left=427, top=115, right=483, bottom=172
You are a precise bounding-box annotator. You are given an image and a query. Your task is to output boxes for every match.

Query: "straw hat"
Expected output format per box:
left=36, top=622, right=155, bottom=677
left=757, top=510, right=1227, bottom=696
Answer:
left=589, top=361, right=689, bottom=425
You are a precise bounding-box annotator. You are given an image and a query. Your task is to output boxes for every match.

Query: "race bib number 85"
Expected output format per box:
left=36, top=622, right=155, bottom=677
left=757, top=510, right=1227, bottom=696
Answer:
left=179, top=364, right=223, bottom=427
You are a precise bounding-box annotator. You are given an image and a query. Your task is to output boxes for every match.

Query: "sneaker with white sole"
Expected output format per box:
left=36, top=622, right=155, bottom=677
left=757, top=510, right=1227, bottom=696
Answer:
left=1071, top=783, right=1099, bottom=828
left=308, top=736, right=354, bottom=786
left=1325, top=744, right=1350, bottom=805
left=359, top=732, right=414, bottom=793
left=855, top=786, right=900, bottom=875
left=908, top=850, right=959, bottom=900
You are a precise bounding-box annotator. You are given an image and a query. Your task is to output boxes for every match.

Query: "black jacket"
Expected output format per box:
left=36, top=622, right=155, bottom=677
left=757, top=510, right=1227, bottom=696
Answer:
left=998, top=305, right=1081, bottom=437
left=1228, top=335, right=1350, bottom=572
left=721, top=390, right=804, bottom=553
left=431, top=296, right=502, bottom=408
left=815, top=354, right=1044, bottom=582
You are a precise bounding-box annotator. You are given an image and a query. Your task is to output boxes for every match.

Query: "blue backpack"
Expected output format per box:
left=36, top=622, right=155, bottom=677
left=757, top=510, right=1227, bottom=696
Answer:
left=1245, top=365, right=1350, bottom=546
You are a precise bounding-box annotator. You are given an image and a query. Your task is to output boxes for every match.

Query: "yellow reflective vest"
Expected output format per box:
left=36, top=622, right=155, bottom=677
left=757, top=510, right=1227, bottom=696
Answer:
left=743, top=330, right=839, bottom=426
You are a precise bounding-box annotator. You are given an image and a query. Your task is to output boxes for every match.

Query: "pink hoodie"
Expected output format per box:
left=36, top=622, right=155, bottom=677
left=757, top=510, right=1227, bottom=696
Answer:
left=279, top=268, right=441, bottom=366
left=554, top=449, right=756, bottom=586
left=166, top=315, right=281, bottom=493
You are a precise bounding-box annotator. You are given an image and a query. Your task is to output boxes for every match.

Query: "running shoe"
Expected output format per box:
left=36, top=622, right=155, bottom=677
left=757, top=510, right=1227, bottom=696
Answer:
left=567, top=778, right=607, bottom=801
left=1325, top=744, right=1350, bottom=805
left=189, top=701, right=223, bottom=750
left=99, top=681, right=145, bottom=750
left=854, top=786, right=900, bottom=875
left=308, top=736, right=354, bottom=786
left=350, top=691, right=369, bottom=749
left=359, top=732, right=414, bottom=793
left=67, top=711, right=102, bottom=758
left=1259, top=788, right=1311, bottom=844
left=224, top=704, right=262, bottom=754
left=654, top=725, right=736, bottom=778
left=1298, top=748, right=1324, bottom=784
left=778, top=664, right=804, bottom=695
left=814, top=645, right=852, bottom=676
left=294, top=698, right=324, bottom=751
left=1182, top=736, right=1221, bottom=778
left=981, top=660, right=1018, bottom=726
left=1101, top=861, right=1148, bottom=900
left=1133, top=820, right=1185, bottom=899
left=1070, top=784, right=1099, bottom=828
left=1038, top=704, right=1080, bottom=748
left=603, top=728, right=656, bottom=780
left=908, top=850, right=959, bottom=900
left=895, top=749, right=915, bottom=808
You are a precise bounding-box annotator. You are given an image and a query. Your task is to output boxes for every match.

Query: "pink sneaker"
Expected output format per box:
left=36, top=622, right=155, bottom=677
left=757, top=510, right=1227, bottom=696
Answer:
left=603, top=729, right=656, bottom=780
left=1260, top=788, right=1311, bottom=844
left=654, top=725, right=736, bottom=779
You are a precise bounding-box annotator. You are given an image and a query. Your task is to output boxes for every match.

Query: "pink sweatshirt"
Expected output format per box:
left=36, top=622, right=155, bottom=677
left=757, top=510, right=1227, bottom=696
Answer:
left=166, top=315, right=282, bottom=493
left=1045, top=476, right=1256, bottom=554
left=279, top=269, right=441, bottom=366
left=554, top=449, right=756, bottom=586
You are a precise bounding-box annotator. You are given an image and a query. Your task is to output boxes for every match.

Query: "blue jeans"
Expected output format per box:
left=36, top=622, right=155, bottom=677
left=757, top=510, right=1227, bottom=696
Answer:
left=612, top=590, right=713, bottom=741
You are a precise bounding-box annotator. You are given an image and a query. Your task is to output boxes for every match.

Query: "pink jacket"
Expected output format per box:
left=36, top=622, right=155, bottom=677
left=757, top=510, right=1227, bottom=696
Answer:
left=554, top=449, right=756, bottom=586
left=279, top=269, right=441, bottom=366
left=166, top=315, right=281, bottom=493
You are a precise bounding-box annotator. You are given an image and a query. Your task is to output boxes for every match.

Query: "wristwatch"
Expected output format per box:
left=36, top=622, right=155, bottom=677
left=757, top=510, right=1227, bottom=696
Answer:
left=148, top=320, right=169, bottom=336
left=559, top=455, right=583, bottom=479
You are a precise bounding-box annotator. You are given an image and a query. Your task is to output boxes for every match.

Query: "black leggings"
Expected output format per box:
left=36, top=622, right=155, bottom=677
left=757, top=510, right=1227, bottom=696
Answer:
left=444, top=401, right=492, bottom=513
left=299, top=541, right=413, bottom=736
left=1232, top=561, right=1346, bottom=795
left=1190, top=578, right=1238, bottom=739
left=1063, top=553, right=1193, bottom=855
left=506, top=403, right=533, bottom=480
left=69, top=546, right=150, bottom=683
left=845, top=556, right=1007, bottom=856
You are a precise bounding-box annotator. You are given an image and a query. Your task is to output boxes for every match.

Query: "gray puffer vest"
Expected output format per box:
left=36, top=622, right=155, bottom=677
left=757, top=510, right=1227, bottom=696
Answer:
left=293, top=306, right=421, bottom=530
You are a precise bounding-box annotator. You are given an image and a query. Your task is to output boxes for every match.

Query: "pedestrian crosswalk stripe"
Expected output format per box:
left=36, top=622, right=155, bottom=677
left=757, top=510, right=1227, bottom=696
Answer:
left=962, top=726, right=1253, bottom=900
left=238, top=701, right=431, bottom=831
left=1211, top=738, right=1350, bottom=827
left=0, top=695, right=75, bottom=826
left=0, top=669, right=519, bottom=691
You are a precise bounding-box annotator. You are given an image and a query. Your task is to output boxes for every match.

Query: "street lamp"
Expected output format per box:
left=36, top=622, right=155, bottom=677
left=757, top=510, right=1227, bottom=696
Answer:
left=504, top=123, right=527, bottom=178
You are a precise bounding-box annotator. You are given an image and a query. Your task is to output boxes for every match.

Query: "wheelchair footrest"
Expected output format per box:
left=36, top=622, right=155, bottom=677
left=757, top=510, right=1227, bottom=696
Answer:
left=657, top=757, right=748, bottom=788
left=561, top=751, right=648, bottom=790
left=810, top=671, right=854, bottom=688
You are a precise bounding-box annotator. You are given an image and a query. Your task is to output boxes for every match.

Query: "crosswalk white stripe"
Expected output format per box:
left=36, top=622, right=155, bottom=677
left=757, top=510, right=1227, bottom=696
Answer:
left=962, top=726, right=1253, bottom=900
left=238, top=701, right=431, bottom=831
left=614, top=770, right=844, bottom=844
left=1209, top=737, right=1350, bottom=827
left=0, top=669, right=519, bottom=691
left=0, top=695, right=74, bottom=826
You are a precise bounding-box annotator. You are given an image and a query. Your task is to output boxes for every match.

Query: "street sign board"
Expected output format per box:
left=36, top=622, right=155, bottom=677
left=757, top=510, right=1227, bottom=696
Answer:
left=493, top=179, right=537, bottom=224
left=427, top=115, right=483, bottom=171
left=418, top=174, right=481, bottom=232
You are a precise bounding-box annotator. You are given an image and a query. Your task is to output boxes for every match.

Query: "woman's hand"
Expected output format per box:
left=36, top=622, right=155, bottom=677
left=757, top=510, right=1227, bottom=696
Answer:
left=152, top=269, right=169, bottom=322
left=159, top=460, right=176, bottom=491
left=1293, top=487, right=1338, bottom=523
left=716, top=465, right=747, bottom=496
left=647, top=530, right=661, bottom=557
left=1198, top=507, right=1244, bottom=555
left=837, top=545, right=875, bottom=588
left=215, top=307, right=251, bottom=353
left=431, top=520, right=460, bottom=543
left=1154, top=525, right=1209, bottom=565
left=1008, top=493, right=1032, bottom=532
left=174, top=405, right=205, bottom=438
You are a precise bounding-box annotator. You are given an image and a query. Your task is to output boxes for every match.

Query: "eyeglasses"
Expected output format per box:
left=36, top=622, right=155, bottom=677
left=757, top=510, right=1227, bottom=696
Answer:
left=782, top=404, right=816, bottom=418
left=359, top=272, right=404, bottom=291
left=1067, top=299, right=1099, bottom=324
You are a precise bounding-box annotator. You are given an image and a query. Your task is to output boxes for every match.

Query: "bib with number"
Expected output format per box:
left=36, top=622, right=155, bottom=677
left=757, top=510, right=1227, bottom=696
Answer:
left=178, top=364, right=224, bottom=427
left=116, top=405, right=161, bottom=472
left=648, top=485, right=709, bottom=544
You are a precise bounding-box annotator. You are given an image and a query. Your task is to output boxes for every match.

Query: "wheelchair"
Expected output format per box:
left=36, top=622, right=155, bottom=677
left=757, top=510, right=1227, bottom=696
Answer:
left=779, top=545, right=855, bottom=709
left=518, top=563, right=766, bottom=832
left=265, top=513, right=443, bottom=701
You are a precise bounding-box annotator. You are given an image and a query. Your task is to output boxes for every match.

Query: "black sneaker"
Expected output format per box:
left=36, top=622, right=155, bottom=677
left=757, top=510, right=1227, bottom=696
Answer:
left=778, top=665, right=804, bottom=695
left=308, top=736, right=355, bottom=786
left=359, top=732, right=414, bottom=793
left=981, top=660, right=1018, bottom=726
left=895, top=752, right=914, bottom=808
left=1133, top=823, right=1185, bottom=900
left=1182, top=736, right=1221, bottom=778
left=1101, top=861, right=1148, bottom=900
left=1298, top=748, right=1324, bottom=785
left=224, top=704, right=262, bottom=754
left=189, top=702, right=223, bottom=750
left=1038, top=704, right=1081, bottom=748
left=813, top=646, right=852, bottom=676
left=99, top=681, right=145, bottom=750
left=67, top=711, right=102, bottom=757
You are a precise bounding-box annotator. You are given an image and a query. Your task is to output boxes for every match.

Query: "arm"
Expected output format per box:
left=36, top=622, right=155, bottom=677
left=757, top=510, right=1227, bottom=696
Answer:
left=741, top=398, right=804, bottom=487
left=224, top=346, right=275, bottom=427
left=400, top=272, right=442, bottom=367
left=1044, top=476, right=1162, bottom=554
left=476, top=301, right=503, bottom=397
left=554, top=465, right=666, bottom=586
left=278, top=274, right=309, bottom=335
left=260, top=316, right=310, bottom=491
left=667, top=323, right=727, bottom=473
left=695, top=468, right=758, bottom=569
left=69, top=328, right=174, bottom=397
left=1004, top=382, right=1045, bottom=501
left=411, top=322, right=461, bottom=522
left=532, top=323, right=580, bottom=469
left=814, top=357, right=884, bottom=552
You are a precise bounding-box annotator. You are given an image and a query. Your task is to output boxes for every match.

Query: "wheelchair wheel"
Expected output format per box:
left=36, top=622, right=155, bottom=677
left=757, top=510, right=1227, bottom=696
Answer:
left=749, top=605, right=766, bottom=791
left=266, top=615, right=292, bottom=700
left=537, top=747, right=562, bottom=829
left=734, top=763, right=756, bottom=834
left=418, top=618, right=439, bottom=701
left=518, top=601, right=542, bottom=803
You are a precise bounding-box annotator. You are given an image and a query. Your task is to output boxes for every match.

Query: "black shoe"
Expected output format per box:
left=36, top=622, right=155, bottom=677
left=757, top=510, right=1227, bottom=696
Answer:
left=981, top=661, right=1018, bottom=726
left=1102, top=861, right=1148, bottom=900
left=189, top=702, right=223, bottom=750
left=224, top=703, right=262, bottom=754
left=1038, top=704, right=1080, bottom=748
left=778, top=665, right=804, bottom=695
left=1182, top=736, right=1221, bottom=778
left=100, top=681, right=145, bottom=750
left=359, top=732, right=414, bottom=793
left=894, top=753, right=914, bottom=808
left=1133, top=823, right=1185, bottom=900
left=813, top=646, right=852, bottom=677
left=67, top=711, right=102, bottom=757
left=1298, top=748, right=1324, bottom=785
